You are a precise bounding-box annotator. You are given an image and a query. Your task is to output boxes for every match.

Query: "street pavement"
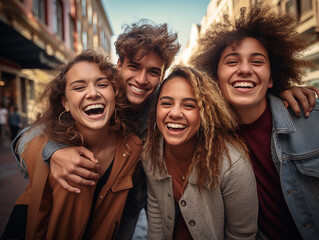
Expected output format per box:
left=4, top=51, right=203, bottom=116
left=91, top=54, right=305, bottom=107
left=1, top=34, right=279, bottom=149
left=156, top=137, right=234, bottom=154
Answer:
left=0, top=140, right=29, bottom=235
left=0, top=139, right=147, bottom=238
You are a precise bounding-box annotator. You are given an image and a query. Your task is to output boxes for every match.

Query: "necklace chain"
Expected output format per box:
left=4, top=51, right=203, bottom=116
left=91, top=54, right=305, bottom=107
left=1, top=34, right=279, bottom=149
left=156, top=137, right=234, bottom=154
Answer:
left=165, top=153, right=186, bottom=181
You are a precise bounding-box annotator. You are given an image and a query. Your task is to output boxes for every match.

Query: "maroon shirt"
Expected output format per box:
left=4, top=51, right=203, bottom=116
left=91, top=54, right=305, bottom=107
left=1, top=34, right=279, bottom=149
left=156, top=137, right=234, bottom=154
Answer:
left=239, top=103, right=301, bottom=240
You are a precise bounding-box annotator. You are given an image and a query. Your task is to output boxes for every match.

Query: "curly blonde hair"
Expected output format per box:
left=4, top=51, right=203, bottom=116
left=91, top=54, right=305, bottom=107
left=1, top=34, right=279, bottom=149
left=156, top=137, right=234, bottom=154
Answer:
left=144, top=65, right=248, bottom=190
left=190, top=5, right=311, bottom=95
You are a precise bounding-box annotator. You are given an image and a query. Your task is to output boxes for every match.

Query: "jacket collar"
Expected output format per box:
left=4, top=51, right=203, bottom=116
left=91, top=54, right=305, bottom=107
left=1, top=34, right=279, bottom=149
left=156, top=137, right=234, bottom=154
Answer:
left=144, top=136, right=198, bottom=185
left=268, top=94, right=296, bottom=134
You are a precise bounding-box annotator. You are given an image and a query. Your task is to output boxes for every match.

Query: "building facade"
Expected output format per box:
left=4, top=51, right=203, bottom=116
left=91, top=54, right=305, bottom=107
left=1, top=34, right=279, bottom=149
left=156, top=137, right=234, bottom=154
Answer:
left=181, top=0, right=319, bottom=87
left=0, top=0, right=113, bottom=125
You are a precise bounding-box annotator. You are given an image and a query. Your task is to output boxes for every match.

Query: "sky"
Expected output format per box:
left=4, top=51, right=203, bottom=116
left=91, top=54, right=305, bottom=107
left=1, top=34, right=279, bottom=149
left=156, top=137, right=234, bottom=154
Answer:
left=102, top=0, right=210, bottom=62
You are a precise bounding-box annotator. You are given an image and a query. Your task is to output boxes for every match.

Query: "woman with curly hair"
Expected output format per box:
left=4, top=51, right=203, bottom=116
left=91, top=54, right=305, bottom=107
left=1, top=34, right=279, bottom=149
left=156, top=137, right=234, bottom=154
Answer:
left=191, top=5, right=319, bottom=240
left=143, top=65, right=258, bottom=239
left=2, top=50, right=143, bottom=240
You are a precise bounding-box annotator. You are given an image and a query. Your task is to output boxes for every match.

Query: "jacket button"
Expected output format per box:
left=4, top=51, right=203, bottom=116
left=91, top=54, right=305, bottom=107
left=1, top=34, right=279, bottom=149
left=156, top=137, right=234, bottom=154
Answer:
left=180, top=200, right=186, bottom=206
left=189, top=220, right=195, bottom=226
left=168, top=193, right=171, bottom=198
left=168, top=216, right=172, bottom=220
left=123, top=153, right=126, bottom=157
left=99, top=195, right=103, bottom=199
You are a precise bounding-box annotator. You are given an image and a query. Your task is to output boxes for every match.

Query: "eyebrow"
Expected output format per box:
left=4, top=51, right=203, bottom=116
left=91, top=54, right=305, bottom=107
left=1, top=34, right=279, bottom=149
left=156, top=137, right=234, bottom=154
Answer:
left=128, top=60, right=162, bottom=73
left=223, top=52, right=268, bottom=61
left=159, top=96, right=197, bottom=103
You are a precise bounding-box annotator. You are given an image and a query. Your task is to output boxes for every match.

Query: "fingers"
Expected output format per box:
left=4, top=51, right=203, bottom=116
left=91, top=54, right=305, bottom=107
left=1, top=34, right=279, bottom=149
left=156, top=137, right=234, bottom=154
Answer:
left=293, top=88, right=311, bottom=117
left=279, top=87, right=302, bottom=116
left=77, top=146, right=99, bottom=164
left=50, top=147, right=101, bottom=193
left=304, top=86, right=319, bottom=98
left=56, top=179, right=82, bottom=194
left=279, top=86, right=318, bottom=117
left=282, top=100, right=289, bottom=109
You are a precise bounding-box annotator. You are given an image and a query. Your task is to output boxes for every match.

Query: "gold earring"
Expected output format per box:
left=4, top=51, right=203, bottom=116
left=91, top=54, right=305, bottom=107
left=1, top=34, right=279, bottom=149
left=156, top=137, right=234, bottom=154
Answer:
left=58, top=110, right=69, bottom=126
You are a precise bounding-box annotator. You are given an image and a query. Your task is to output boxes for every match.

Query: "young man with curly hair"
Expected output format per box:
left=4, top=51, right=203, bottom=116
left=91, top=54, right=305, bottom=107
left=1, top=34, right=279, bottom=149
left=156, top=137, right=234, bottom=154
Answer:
left=191, top=5, right=319, bottom=240
left=12, top=20, right=180, bottom=239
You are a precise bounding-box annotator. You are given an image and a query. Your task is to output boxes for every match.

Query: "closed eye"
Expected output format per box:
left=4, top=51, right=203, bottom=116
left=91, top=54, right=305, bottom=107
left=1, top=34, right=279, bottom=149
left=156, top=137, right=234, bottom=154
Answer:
left=73, top=86, right=85, bottom=91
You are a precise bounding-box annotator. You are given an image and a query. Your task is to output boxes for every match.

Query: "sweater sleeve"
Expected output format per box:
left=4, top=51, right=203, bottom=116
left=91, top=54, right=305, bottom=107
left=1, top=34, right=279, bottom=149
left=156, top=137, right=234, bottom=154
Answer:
left=221, top=154, right=258, bottom=240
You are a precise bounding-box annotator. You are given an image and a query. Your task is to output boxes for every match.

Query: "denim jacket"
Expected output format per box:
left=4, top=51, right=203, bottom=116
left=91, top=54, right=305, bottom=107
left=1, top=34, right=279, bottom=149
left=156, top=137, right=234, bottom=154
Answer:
left=268, top=94, right=319, bottom=240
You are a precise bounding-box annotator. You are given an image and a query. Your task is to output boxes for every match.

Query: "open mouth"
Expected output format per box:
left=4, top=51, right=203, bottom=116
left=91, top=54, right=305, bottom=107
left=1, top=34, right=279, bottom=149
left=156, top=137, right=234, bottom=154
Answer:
left=130, top=84, right=147, bottom=94
left=83, top=104, right=105, bottom=116
left=232, top=81, right=255, bottom=88
left=166, top=123, right=186, bottom=131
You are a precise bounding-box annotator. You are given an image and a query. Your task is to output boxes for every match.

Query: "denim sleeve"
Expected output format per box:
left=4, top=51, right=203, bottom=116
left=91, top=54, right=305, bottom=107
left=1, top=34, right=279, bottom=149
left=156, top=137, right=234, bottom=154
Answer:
left=11, top=126, right=69, bottom=178
left=42, top=140, right=69, bottom=163
left=11, top=126, right=42, bottom=178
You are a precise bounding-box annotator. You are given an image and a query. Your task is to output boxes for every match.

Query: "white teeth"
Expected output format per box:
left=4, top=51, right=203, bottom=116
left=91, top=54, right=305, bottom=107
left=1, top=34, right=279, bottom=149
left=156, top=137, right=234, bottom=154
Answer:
left=233, top=82, right=254, bottom=88
left=167, top=123, right=186, bottom=129
left=84, top=104, right=104, bottom=111
left=130, top=85, right=146, bottom=93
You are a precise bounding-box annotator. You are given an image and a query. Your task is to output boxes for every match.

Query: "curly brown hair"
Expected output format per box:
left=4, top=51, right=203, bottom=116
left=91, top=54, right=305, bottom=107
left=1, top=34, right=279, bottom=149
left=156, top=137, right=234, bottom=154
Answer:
left=115, top=20, right=181, bottom=79
left=34, top=49, right=129, bottom=146
left=144, top=65, right=249, bottom=190
left=190, top=5, right=311, bottom=95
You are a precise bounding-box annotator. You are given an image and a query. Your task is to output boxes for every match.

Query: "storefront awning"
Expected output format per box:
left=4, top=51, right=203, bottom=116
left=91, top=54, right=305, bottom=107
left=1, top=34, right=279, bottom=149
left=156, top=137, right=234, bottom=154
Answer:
left=0, top=20, right=63, bottom=70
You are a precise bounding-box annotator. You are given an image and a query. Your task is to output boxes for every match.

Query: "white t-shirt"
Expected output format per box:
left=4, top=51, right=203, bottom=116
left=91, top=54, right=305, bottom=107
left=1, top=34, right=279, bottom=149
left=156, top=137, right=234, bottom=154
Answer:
left=0, top=108, right=8, bottom=125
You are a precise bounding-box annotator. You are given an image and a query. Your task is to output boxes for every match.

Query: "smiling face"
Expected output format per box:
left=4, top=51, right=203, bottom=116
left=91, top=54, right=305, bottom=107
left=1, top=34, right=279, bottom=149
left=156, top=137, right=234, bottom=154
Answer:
left=117, top=50, right=164, bottom=112
left=156, top=76, right=200, bottom=148
left=63, top=61, right=115, bottom=133
left=217, top=37, right=273, bottom=123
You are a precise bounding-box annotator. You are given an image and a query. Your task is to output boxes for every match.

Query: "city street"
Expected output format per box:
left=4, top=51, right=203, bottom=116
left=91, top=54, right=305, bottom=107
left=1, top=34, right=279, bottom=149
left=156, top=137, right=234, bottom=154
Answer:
left=0, top=141, right=28, bottom=235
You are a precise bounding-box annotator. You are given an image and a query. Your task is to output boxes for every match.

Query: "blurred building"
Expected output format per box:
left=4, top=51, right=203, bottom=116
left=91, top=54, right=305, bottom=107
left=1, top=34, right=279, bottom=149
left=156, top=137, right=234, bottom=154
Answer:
left=0, top=0, right=113, bottom=125
left=180, top=0, right=319, bottom=87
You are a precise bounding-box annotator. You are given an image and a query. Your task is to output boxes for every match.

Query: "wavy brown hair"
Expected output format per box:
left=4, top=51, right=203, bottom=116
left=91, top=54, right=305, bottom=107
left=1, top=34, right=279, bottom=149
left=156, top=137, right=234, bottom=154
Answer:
left=33, top=49, right=129, bottom=146
left=190, top=5, right=311, bottom=95
left=144, top=65, right=249, bottom=190
left=115, top=19, right=181, bottom=79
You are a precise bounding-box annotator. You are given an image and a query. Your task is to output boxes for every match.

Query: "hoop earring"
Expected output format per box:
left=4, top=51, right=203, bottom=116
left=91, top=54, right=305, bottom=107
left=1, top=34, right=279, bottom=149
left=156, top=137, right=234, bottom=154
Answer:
left=59, top=110, right=69, bottom=126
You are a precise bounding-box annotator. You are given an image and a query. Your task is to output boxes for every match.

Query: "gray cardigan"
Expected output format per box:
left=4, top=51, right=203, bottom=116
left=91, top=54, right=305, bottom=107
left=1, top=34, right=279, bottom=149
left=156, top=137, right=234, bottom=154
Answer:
left=142, top=138, right=258, bottom=239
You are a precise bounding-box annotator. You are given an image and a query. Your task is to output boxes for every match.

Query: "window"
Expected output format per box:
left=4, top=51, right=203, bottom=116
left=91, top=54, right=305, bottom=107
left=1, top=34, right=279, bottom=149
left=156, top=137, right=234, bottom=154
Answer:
left=93, top=12, right=97, bottom=35
left=82, top=31, right=87, bottom=49
left=33, top=0, right=46, bottom=23
left=69, top=15, right=75, bottom=51
left=286, top=0, right=298, bottom=17
left=88, top=1, right=92, bottom=25
left=53, top=0, right=63, bottom=39
left=301, top=0, right=312, bottom=14
left=29, top=80, right=35, bottom=100
left=82, top=0, right=86, bottom=17
left=100, top=30, right=105, bottom=49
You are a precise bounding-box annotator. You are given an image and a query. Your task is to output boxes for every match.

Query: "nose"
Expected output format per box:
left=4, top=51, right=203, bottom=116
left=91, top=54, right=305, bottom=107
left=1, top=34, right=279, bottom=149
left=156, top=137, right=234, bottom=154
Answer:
left=135, top=69, right=148, bottom=85
left=87, top=85, right=100, bottom=98
left=237, top=60, right=252, bottom=76
left=169, top=106, right=183, bottom=119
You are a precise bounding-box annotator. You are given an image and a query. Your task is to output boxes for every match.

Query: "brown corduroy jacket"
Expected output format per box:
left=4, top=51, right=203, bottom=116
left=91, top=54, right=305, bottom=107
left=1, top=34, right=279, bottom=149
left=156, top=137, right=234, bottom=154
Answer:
left=15, top=133, right=143, bottom=240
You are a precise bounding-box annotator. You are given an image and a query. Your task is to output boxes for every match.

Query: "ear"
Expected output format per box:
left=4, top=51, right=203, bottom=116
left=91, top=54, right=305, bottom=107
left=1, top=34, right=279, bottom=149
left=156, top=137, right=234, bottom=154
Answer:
left=116, top=59, right=122, bottom=70
left=62, top=96, right=70, bottom=112
left=268, top=77, right=274, bottom=89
